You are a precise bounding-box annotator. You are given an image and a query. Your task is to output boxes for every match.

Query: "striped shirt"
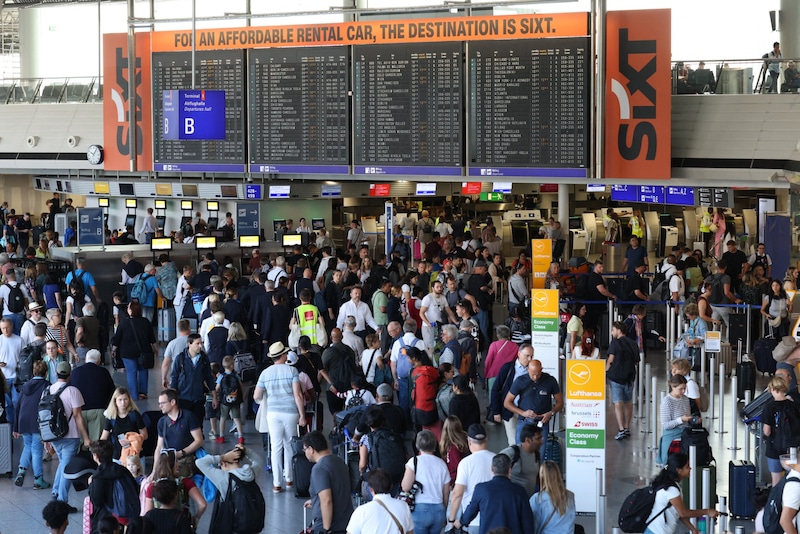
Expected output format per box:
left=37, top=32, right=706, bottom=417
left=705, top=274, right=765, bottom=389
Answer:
left=660, top=393, right=690, bottom=430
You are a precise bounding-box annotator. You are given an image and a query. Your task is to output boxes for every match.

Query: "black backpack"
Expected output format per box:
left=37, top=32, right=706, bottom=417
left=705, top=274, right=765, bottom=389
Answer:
left=618, top=482, right=673, bottom=533
left=707, top=273, right=726, bottom=305
left=420, top=219, right=433, bottom=234
left=219, top=372, right=242, bottom=407
left=368, top=428, right=406, bottom=484
left=680, top=426, right=714, bottom=465
left=106, top=470, right=141, bottom=520
left=5, top=283, right=25, bottom=313
left=650, top=263, right=666, bottom=293
left=345, top=389, right=365, bottom=410
left=38, top=383, right=71, bottom=442
left=70, top=270, right=86, bottom=296
left=607, top=336, right=638, bottom=385
left=763, top=476, right=800, bottom=534
left=210, top=473, right=266, bottom=534
left=770, top=402, right=800, bottom=453
left=16, top=341, right=44, bottom=386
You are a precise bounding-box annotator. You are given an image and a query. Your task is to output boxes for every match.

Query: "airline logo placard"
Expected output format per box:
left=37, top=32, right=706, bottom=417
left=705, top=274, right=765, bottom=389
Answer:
left=531, top=239, right=552, bottom=289
left=103, top=33, right=153, bottom=171
left=530, top=289, right=559, bottom=377
left=605, top=9, right=671, bottom=179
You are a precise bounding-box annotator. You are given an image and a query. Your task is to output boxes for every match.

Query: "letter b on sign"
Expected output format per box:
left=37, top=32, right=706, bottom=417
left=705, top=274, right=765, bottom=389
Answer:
left=184, top=118, right=195, bottom=135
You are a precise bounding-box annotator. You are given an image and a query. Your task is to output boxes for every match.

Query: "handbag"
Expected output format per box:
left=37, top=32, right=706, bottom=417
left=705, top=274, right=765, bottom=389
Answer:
left=709, top=223, right=718, bottom=233
left=316, top=323, right=328, bottom=348
left=367, top=349, right=393, bottom=386
left=397, top=456, right=423, bottom=512
left=288, top=321, right=302, bottom=349
left=130, top=319, right=154, bottom=370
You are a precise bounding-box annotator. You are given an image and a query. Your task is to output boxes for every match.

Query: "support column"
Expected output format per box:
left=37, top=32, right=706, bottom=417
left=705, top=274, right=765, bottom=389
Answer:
left=558, top=183, right=570, bottom=258
left=782, top=0, right=799, bottom=60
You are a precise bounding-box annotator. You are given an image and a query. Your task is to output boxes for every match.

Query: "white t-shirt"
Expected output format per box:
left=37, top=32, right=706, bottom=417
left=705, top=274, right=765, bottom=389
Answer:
left=20, top=317, right=47, bottom=346
left=406, top=453, right=450, bottom=505
left=421, top=293, right=447, bottom=324
left=685, top=376, right=700, bottom=402
left=782, top=471, right=800, bottom=513
left=361, top=348, right=382, bottom=383
left=346, top=494, right=414, bottom=534
left=669, top=274, right=685, bottom=303
left=0, top=281, right=31, bottom=316
left=644, top=484, right=681, bottom=534
left=453, top=448, right=495, bottom=526
left=0, top=333, right=23, bottom=381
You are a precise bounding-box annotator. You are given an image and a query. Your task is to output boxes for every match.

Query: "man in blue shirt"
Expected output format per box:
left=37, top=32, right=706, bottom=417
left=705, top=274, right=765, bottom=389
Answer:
left=456, top=454, right=534, bottom=534
left=622, top=235, right=648, bottom=275
left=503, top=358, right=563, bottom=445
left=65, top=257, right=101, bottom=304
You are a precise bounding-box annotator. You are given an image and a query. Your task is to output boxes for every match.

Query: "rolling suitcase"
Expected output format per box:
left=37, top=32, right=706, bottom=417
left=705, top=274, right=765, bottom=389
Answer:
left=739, top=388, right=771, bottom=423
left=729, top=312, right=748, bottom=348
left=0, top=422, right=11, bottom=477
left=718, top=342, right=734, bottom=377
left=543, top=422, right=564, bottom=474
left=292, top=423, right=313, bottom=498
left=728, top=460, right=756, bottom=518
left=158, top=306, right=176, bottom=343
left=754, top=336, right=778, bottom=375
left=681, top=463, right=717, bottom=508
left=737, top=341, right=757, bottom=401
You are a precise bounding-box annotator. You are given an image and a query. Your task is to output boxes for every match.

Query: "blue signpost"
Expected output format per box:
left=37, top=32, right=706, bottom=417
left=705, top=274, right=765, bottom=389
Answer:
left=236, top=202, right=260, bottom=237
left=77, top=208, right=104, bottom=247
left=162, top=89, right=226, bottom=140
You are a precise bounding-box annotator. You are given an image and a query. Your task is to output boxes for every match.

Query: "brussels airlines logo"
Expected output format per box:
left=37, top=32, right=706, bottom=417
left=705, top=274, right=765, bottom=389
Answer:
left=111, top=47, right=143, bottom=157
left=610, top=29, right=657, bottom=162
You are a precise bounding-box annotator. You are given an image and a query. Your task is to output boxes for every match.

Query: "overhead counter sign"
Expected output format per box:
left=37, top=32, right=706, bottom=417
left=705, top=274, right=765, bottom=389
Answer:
left=162, top=90, right=226, bottom=140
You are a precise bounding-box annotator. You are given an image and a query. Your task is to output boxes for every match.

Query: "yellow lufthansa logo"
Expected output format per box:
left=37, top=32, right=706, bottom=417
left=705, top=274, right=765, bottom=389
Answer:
left=566, top=360, right=606, bottom=400
left=533, top=240, right=548, bottom=254
left=569, top=363, right=591, bottom=386
left=530, top=289, right=558, bottom=318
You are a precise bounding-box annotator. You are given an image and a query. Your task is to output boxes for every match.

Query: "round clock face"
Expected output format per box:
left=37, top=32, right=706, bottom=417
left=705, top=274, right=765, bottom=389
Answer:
left=87, top=145, right=104, bottom=165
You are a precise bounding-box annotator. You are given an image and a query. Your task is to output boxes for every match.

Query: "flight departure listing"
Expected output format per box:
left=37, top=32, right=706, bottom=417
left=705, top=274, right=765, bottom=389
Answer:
left=468, top=38, right=589, bottom=178
left=353, top=42, right=463, bottom=176
left=248, top=47, right=349, bottom=174
left=152, top=50, right=246, bottom=172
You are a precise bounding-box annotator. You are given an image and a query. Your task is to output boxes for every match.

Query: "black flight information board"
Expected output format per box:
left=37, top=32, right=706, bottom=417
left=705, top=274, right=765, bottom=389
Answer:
left=468, top=38, right=589, bottom=178
left=152, top=50, right=246, bottom=172
left=353, top=42, right=463, bottom=176
left=248, top=47, right=349, bottom=175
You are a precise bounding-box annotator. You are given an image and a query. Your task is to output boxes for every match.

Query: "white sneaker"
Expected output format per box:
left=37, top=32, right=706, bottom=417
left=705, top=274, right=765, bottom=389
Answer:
left=208, top=430, right=217, bottom=440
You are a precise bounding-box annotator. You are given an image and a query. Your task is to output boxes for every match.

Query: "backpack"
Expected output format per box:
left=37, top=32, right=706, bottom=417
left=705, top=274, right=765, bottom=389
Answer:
left=763, top=476, right=800, bottom=534
left=707, top=273, right=726, bottom=305
left=107, top=471, right=141, bottom=520
left=420, top=219, right=433, bottom=234
left=650, top=263, right=666, bottom=293
left=607, top=336, right=638, bottom=384
left=618, top=483, right=673, bottom=533
left=651, top=274, right=675, bottom=302
left=70, top=270, right=86, bottom=297
left=219, top=372, right=242, bottom=407
left=396, top=337, right=420, bottom=378
left=130, top=273, right=150, bottom=302
left=345, top=389, right=365, bottom=410
left=4, top=283, right=25, bottom=313
left=367, top=428, right=406, bottom=484
left=679, top=426, right=714, bottom=465
left=770, top=402, right=800, bottom=453
left=210, top=473, right=266, bottom=534
left=38, top=383, right=71, bottom=442
left=16, top=341, right=44, bottom=386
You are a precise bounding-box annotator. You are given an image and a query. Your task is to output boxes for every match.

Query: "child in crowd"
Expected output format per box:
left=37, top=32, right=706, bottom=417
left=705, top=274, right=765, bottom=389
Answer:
left=216, top=356, right=245, bottom=444
left=125, top=454, right=145, bottom=485
left=112, top=291, right=128, bottom=330
left=338, top=376, right=376, bottom=410
left=207, top=362, right=221, bottom=441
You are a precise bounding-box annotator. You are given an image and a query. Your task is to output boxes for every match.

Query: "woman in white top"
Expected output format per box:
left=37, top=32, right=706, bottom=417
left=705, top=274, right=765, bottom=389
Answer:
left=400, top=429, right=450, bottom=534
left=295, top=217, right=313, bottom=234
left=762, top=279, right=792, bottom=338
left=643, top=452, right=719, bottom=534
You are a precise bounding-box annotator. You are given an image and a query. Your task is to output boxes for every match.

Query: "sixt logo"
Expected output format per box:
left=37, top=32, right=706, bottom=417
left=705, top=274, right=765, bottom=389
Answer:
left=610, top=29, right=657, bottom=162
left=111, top=46, right=144, bottom=158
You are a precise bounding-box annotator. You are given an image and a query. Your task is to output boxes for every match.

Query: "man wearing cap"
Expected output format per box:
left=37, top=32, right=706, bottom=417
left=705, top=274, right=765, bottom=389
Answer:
left=49, top=361, right=91, bottom=511
left=20, top=301, right=46, bottom=345
left=65, top=257, right=101, bottom=304
left=170, top=333, right=217, bottom=433
left=68, top=349, right=115, bottom=441
left=347, top=220, right=366, bottom=250
left=254, top=341, right=306, bottom=494
left=624, top=262, right=650, bottom=304
left=448, top=423, right=495, bottom=532
left=503, top=358, right=563, bottom=445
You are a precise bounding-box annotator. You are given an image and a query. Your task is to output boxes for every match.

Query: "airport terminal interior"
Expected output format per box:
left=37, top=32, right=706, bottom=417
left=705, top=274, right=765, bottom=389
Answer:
left=1, top=0, right=800, bottom=532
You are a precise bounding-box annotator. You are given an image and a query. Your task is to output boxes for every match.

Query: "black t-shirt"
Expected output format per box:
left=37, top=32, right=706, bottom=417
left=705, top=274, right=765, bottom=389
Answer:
left=587, top=272, right=608, bottom=301
left=762, top=399, right=800, bottom=458
left=467, top=272, right=492, bottom=310
left=104, top=411, right=146, bottom=458
left=721, top=250, right=748, bottom=280
left=624, top=273, right=648, bottom=301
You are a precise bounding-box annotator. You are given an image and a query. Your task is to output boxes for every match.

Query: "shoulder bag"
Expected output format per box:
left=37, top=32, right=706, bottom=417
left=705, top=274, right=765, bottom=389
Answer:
left=131, top=319, right=154, bottom=369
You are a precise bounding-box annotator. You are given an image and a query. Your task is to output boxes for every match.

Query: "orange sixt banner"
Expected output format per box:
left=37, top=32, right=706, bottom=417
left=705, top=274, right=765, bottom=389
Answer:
left=604, top=9, right=671, bottom=179
left=103, top=33, right=153, bottom=172
left=150, top=13, right=589, bottom=51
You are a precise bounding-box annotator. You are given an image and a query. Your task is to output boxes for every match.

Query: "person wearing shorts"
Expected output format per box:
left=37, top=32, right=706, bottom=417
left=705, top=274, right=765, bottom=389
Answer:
left=216, top=356, right=245, bottom=445
left=606, top=321, right=640, bottom=441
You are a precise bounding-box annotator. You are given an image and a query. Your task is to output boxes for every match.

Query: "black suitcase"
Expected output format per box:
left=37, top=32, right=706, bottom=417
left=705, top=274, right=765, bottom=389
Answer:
left=754, top=337, right=778, bottom=374
left=729, top=460, right=756, bottom=518
left=292, top=423, right=313, bottom=498
left=646, top=310, right=666, bottom=350
left=739, top=389, right=771, bottom=423
left=729, top=313, right=748, bottom=347
left=737, top=359, right=757, bottom=401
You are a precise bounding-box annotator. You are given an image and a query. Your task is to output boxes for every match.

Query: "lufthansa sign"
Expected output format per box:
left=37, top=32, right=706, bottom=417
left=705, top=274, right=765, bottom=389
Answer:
left=604, top=9, right=671, bottom=179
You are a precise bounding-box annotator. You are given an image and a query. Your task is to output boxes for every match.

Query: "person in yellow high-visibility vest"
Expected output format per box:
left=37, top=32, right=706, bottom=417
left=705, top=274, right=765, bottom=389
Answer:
left=289, top=288, right=327, bottom=349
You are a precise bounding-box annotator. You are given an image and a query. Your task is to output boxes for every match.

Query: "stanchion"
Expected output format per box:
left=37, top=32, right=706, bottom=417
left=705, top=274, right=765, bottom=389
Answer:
left=596, top=468, right=605, bottom=534
left=700, top=346, right=706, bottom=388
left=666, top=302, right=673, bottom=365
left=708, top=356, right=717, bottom=420
left=744, top=390, right=752, bottom=461
left=649, top=376, right=658, bottom=450
left=689, top=445, right=697, bottom=527
left=636, top=354, right=645, bottom=420
left=702, top=467, right=714, bottom=532
left=643, top=363, right=652, bottom=433
left=735, top=526, right=745, bottom=534
left=746, top=304, right=752, bottom=354
left=612, top=528, right=621, bottom=534
left=607, top=300, right=614, bottom=347
left=719, top=495, right=728, bottom=532
left=717, top=367, right=728, bottom=435
left=729, top=375, right=740, bottom=452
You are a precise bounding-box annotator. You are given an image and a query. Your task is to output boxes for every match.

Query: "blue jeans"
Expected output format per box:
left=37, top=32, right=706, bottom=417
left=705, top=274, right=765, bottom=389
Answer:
left=3, top=313, right=23, bottom=336
left=475, top=309, right=490, bottom=351
left=517, top=416, right=548, bottom=445
left=122, top=357, right=149, bottom=399
left=52, top=437, right=79, bottom=501
left=5, top=385, right=19, bottom=429
left=19, top=433, right=44, bottom=477
left=412, top=502, right=446, bottom=534
left=397, top=376, right=411, bottom=427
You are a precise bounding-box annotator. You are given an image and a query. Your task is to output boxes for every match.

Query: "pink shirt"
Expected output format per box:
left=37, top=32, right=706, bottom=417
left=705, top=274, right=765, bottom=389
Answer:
left=484, top=339, right=518, bottom=379
left=48, top=382, right=84, bottom=439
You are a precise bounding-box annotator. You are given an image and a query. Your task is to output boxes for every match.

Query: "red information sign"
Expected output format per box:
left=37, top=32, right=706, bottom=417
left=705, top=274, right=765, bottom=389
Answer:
left=369, top=184, right=391, bottom=197
left=462, top=182, right=482, bottom=195
left=540, top=184, right=558, bottom=193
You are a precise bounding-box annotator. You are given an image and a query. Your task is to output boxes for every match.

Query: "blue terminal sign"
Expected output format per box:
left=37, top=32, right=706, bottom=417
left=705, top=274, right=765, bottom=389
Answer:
left=162, top=90, right=226, bottom=140
left=244, top=184, right=262, bottom=200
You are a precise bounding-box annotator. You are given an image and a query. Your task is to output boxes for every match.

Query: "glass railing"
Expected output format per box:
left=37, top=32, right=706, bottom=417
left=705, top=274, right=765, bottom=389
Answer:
left=0, top=76, right=101, bottom=104
left=672, top=58, right=800, bottom=95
